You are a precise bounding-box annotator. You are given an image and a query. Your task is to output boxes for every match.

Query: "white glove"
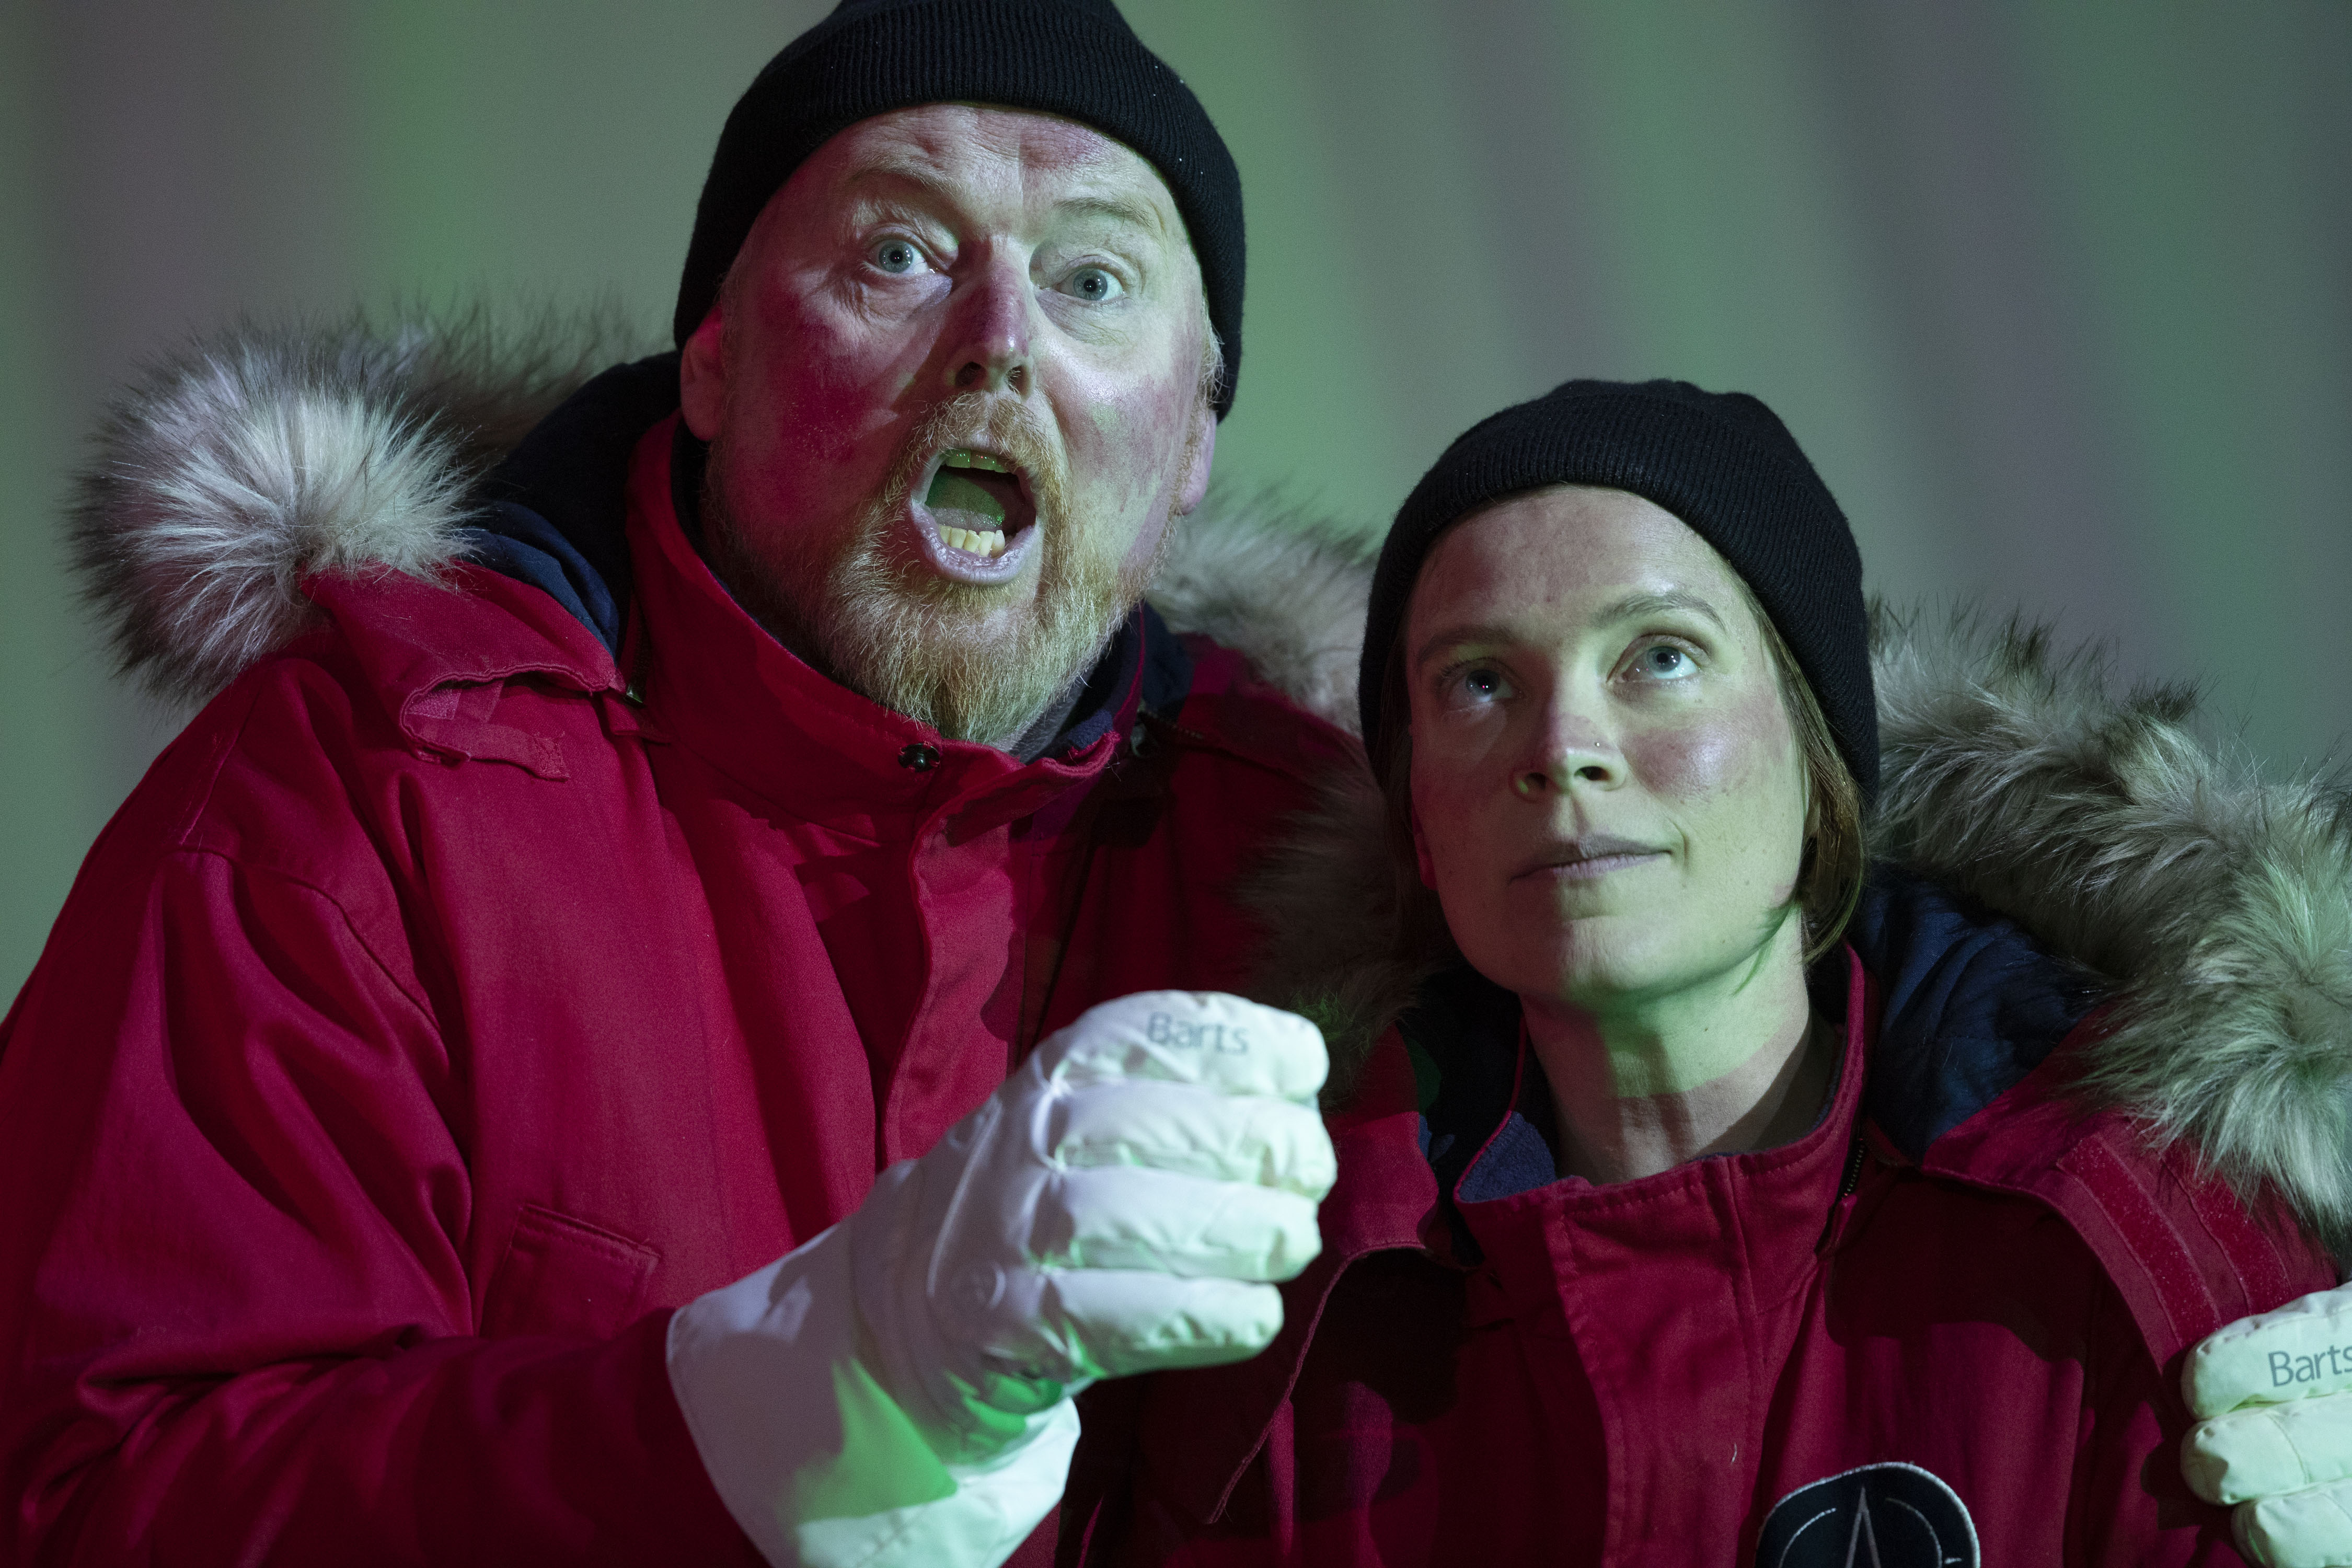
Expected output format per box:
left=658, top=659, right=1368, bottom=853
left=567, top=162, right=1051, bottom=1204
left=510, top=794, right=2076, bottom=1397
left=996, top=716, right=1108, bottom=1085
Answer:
left=667, top=991, right=1336, bottom=1568
left=2183, top=1283, right=2352, bottom=1566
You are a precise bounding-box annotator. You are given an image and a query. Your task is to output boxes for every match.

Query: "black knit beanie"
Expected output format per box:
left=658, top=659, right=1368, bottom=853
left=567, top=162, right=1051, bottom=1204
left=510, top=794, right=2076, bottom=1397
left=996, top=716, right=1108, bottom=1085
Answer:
left=674, top=0, right=1246, bottom=417
left=1358, top=378, right=1878, bottom=802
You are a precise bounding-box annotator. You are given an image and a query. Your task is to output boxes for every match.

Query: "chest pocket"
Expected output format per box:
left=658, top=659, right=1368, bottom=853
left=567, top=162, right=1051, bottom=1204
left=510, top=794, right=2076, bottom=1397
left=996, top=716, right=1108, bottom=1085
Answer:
left=480, top=1204, right=661, bottom=1340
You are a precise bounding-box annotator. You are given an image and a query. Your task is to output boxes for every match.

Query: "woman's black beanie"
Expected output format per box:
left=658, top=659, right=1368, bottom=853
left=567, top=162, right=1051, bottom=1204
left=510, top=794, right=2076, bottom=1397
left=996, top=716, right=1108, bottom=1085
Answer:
left=1358, top=378, right=1878, bottom=802
left=673, top=0, right=1246, bottom=418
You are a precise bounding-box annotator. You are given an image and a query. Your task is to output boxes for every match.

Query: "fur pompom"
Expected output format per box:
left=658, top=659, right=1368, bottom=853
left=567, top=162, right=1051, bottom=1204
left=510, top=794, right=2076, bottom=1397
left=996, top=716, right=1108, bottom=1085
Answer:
left=1147, top=486, right=1375, bottom=734
left=1873, top=609, right=2352, bottom=1250
left=70, top=305, right=650, bottom=704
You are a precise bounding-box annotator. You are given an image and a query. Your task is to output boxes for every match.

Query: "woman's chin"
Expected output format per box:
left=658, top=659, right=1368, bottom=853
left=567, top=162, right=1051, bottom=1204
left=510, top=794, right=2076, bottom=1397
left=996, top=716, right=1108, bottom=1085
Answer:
left=1470, top=918, right=1788, bottom=1016
left=1466, top=928, right=1672, bottom=1011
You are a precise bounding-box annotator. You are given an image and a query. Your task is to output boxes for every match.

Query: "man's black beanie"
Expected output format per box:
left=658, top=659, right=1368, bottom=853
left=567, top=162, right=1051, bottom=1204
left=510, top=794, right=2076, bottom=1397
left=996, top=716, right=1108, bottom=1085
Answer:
left=1358, top=378, right=1878, bottom=802
left=673, top=0, right=1246, bottom=418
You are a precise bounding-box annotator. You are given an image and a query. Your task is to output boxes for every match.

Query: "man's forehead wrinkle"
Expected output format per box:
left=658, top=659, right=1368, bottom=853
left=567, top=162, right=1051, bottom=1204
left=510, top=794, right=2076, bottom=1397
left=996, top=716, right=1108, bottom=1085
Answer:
left=827, top=141, right=1173, bottom=243
left=833, top=102, right=1148, bottom=178
left=836, top=163, right=1168, bottom=238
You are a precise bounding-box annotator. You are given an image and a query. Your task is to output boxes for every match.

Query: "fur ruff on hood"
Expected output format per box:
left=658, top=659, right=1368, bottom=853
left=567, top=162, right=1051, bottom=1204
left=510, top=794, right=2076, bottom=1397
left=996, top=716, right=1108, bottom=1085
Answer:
left=68, top=312, right=2352, bottom=1251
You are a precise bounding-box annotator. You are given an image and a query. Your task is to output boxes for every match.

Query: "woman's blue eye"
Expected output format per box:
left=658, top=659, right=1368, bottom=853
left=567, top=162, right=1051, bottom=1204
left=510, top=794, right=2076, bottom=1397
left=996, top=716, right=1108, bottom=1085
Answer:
left=1064, top=266, right=1122, bottom=302
left=1636, top=644, right=1696, bottom=679
left=871, top=239, right=921, bottom=275
left=1461, top=668, right=1506, bottom=700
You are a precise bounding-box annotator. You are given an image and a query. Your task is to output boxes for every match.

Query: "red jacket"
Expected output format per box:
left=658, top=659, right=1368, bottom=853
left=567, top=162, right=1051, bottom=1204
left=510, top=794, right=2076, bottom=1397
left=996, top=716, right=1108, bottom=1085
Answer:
left=1068, top=918, right=2337, bottom=1565
left=0, top=401, right=1352, bottom=1563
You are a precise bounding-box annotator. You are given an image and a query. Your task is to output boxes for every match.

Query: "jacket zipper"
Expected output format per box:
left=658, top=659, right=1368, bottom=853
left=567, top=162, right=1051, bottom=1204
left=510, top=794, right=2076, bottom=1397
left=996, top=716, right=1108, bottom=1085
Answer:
left=1817, top=1129, right=1869, bottom=1254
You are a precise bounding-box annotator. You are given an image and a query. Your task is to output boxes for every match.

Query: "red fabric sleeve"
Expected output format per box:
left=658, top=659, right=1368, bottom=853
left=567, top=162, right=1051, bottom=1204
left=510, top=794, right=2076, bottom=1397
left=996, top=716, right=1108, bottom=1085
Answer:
left=0, top=848, right=759, bottom=1565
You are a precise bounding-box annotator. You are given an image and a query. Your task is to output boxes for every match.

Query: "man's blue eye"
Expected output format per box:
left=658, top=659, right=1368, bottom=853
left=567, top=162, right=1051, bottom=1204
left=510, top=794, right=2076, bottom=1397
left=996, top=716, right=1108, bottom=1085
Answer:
left=1065, top=266, right=1122, bottom=302
left=872, top=240, right=921, bottom=275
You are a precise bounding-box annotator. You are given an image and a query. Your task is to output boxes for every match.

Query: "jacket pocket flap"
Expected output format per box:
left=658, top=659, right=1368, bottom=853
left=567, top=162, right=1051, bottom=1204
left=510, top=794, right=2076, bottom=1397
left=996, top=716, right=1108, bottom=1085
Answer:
left=481, top=1204, right=660, bottom=1340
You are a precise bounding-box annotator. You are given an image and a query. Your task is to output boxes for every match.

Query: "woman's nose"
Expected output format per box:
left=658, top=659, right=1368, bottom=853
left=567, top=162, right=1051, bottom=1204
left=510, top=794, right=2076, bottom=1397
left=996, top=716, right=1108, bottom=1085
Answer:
left=1513, top=712, right=1624, bottom=798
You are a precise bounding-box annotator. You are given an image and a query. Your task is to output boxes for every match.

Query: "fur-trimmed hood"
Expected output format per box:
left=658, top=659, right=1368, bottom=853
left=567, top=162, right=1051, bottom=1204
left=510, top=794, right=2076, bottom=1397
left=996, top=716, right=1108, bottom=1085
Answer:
left=69, top=313, right=2352, bottom=1251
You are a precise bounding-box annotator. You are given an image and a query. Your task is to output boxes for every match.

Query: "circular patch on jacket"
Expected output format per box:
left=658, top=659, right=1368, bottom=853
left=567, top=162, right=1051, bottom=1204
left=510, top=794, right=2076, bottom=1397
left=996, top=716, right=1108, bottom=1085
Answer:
left=1755, top=1463, right=1977, bottom=1567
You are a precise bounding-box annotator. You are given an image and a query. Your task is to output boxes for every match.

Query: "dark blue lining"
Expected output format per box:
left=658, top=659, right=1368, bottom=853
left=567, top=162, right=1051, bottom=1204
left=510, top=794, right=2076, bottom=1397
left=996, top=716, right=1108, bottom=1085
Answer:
left=1455, top=1062, right=1561, bottom=1206
left=1848, top=868, right=2106, bottom=1163
left=459, top=352, right=683, bottom=661
left=1398, top=966, right=1524, bottom=1263
left=1136, top=600, right=1195, bottom=722
left=462, top=502, right=627, bottom=654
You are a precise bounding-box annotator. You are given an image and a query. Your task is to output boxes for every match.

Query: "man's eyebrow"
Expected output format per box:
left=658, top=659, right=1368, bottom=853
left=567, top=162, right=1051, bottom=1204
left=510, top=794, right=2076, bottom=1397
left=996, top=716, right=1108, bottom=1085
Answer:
left=841, top=160, right=965, bottom=209
left=1053, top=191, right=1170, bottom=239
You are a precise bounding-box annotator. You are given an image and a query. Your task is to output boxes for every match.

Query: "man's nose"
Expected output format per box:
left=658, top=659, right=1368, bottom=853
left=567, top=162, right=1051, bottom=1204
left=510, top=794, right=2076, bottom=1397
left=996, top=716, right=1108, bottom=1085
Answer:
left=943, top=262, right=1033, bottom=397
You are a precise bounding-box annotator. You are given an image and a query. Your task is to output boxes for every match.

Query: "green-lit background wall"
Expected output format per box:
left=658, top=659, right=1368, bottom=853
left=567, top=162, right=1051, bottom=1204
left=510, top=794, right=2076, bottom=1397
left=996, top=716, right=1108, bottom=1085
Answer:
left=4, top=2, right=2348, bottom=1003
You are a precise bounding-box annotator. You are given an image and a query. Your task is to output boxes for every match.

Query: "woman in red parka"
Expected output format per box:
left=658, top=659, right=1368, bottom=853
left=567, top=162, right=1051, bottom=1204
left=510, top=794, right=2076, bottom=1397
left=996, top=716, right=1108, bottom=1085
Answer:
left=1063, top=379, right=2345, bottom=1566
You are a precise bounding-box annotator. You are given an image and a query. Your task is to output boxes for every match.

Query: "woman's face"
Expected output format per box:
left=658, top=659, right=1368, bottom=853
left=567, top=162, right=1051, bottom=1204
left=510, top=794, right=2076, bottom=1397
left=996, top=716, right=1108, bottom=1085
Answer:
left=1404, top=485, right=1809, bottom=1012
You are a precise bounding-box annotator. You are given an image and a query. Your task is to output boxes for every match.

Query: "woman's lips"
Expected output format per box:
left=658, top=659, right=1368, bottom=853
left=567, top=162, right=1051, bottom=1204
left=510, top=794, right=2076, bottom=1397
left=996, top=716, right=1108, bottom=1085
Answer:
left=1512, top=836, right=1668, bottom=882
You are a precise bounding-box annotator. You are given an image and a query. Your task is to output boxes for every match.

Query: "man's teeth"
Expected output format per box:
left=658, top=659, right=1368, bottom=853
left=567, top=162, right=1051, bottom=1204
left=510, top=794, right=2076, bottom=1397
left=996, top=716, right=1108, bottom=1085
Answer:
left=941, top=449, right=1013, bottom=473
left=926, top=454, right=1016, bottom=558
left=940, top=524, right=1008, bottom=559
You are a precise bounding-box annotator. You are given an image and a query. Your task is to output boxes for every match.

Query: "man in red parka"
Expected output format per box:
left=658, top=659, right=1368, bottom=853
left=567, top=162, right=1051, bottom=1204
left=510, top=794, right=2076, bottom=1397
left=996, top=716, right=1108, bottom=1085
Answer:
left=0, top=3, right=1359, bottom=1564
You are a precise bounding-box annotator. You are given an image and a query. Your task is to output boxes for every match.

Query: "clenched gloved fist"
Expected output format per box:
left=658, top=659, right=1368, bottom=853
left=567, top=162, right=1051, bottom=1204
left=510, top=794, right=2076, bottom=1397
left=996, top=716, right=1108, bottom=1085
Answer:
left=2184, top=1283, right=2352, bottom=1566
left=667, top=992, right=1336, bottom=1568
left=852, top=989, right=1336, bottom=1457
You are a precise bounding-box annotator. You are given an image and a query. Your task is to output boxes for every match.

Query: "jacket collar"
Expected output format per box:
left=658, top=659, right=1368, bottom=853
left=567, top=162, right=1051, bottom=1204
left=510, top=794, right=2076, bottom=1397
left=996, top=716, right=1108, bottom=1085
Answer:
left=620, top=413, right=1144, bottom=840
left=1155, top=953, right=1876, bottom=1528
left=1443, top=954, right=1872, bottom=1338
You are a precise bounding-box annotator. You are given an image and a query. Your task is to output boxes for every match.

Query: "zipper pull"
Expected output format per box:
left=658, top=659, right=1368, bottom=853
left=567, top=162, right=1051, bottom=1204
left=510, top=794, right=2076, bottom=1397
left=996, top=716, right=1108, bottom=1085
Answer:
left=1816, top=1129, right=1870, bottom=1254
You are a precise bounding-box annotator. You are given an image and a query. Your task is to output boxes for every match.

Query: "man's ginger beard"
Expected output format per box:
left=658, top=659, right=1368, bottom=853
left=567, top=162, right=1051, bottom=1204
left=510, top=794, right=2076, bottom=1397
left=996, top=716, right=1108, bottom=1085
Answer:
left=704, top=392, right=1192, bottom=746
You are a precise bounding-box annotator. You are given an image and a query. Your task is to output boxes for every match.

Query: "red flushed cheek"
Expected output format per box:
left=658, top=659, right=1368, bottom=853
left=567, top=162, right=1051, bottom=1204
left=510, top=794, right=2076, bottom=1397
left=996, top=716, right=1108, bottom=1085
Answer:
left=754, top=291, right=932, bottom=466
left=803, top=383, right=910, bottom=470
left=1628, top=686, right=1789, bottom=800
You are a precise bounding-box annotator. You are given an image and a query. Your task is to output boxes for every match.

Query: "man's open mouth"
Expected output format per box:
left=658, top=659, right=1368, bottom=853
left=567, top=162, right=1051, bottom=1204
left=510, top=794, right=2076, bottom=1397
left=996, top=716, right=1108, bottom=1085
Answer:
left=912, top=448, right=1039, bottom=578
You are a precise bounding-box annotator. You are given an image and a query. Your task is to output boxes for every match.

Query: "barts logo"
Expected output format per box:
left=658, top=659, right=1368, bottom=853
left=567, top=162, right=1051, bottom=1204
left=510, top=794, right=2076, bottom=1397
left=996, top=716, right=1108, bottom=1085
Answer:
left=1145, top=1012, right=1251, bottom=1053
left=2272, top=1344, right=2352, bottom=1388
